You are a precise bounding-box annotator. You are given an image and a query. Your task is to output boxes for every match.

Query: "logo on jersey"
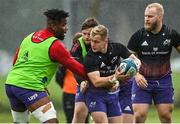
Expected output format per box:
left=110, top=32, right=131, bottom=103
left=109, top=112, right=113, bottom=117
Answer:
left=111, top=56, right=118, bottom=63
left=124, top=106, right=132, bottom=111
left=22, top=50, right=29, bottom=62
left=100, top=62, right=106, bottom=68
left=141, top=41, right=148, bottom=46
left=153, top=47, right=158, bottom=51
left=28, top=93, right=38, bottom=101
left=163, top=39, right=171, bottom=46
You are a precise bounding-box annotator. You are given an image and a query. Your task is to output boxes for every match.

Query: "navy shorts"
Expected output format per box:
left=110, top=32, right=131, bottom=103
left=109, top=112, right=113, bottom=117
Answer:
left=5, top=84, right=48, bottom=110
left=75, top=86, right=86, bottom=102
left=119, top=78, right=134, bottom=114
left=132, top=73, right=174, bottom=104
left=85, top=89, right=121, bottom=117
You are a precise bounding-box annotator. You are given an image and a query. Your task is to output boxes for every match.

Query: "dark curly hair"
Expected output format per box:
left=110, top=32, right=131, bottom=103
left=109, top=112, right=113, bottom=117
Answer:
left=43, top=9, right=69, bottom=22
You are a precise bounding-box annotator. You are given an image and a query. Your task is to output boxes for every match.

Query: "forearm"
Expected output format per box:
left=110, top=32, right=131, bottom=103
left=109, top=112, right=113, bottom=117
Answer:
left=89, top=74, right=114, bottom=88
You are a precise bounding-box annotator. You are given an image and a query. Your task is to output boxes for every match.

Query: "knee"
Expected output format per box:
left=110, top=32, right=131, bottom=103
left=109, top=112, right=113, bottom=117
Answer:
left=159, top=111, right=172, bottom=123
left=11, top=110, right=30, bottom=123
left=31, top=102, right=58, bottom=123
left=74, top=109, right=87, bottom=118
left=134, top=111, right=147, bottom=123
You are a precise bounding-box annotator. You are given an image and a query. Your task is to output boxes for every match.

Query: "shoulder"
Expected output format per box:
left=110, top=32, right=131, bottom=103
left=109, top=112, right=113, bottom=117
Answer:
left=84, top=50, right=100, bottom=69
left=133, top=28, right=146, bottom=37
left=163, top=25, right=179, bottom=36
left=86, top=49, right=96, bottom=58
left=109, top=41, right=124, bottom=46
left=51, top=40, right=65, bottom=48
left=85, top=50, right=99, bottom=62
left=108, top=41, right=126, bottom=50
left=128, top=27, right=146, bottom=43
left=70, top=41, right=81, bottom=53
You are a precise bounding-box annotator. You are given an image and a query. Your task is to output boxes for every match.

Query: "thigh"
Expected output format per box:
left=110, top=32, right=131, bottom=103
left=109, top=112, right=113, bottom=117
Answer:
left=121, top=113, right=133, bottom=123
left=85, top=92, right=107, bottom=113
left=153, top=83, right=174, bottom=104
left=106, top=93, right=122, bottom=118
left=5, top=85, right=48, bottom=111
left=152, top=74, right=174, bottom=104
left=72, top=102, right=88, bottom=123
left=155, top=103, right=174, bottom=116
left=132, top=82, right=153, bottom=104
left=133, top=103, right=150, bottom=116
left=108, top=115, right=122, bottom=123
left=74, top=101, right=88, bottom=115
left=153, top=87, right=174, bottom=104
left=5, top=85, right=26, bottom=111
left=91, top=111, right=108, bottom=123
left=75, top=87, right=86, bottom=102
left=119, top=88, right=134, bottom=123
left=119, top=87, right=133, bottom=114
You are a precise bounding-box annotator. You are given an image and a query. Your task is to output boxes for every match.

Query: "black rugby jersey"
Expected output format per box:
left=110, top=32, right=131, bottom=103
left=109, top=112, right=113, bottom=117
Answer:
left=84, top=42, right=131, bottom=78
left=128, top=25, right=180, bottom=79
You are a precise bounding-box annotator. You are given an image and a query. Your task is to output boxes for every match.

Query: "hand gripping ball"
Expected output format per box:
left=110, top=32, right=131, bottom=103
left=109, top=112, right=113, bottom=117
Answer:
left=117, top=58, right=138, bottom=77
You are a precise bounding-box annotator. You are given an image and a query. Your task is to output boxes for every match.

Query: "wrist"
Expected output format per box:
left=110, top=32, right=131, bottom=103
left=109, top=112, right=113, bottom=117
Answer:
left=109, top=75, right=118, bottom=84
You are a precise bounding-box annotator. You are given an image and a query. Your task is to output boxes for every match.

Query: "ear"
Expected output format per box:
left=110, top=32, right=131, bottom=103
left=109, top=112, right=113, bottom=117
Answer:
left=105, top=37, right=108, bottom=42
left=51, top=23, right=57, bottom=32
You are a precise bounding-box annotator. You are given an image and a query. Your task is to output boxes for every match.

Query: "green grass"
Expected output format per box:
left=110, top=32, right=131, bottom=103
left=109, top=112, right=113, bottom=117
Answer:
left=0, top=76, right=65, bottom=123
left=1, top=72, right=180, bottom=123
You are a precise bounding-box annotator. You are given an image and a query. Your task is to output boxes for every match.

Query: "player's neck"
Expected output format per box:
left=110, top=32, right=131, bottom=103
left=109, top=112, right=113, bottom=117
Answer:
left=101, top=44, right=108, bottom=54
left=151, top=23, right=162, bottom=34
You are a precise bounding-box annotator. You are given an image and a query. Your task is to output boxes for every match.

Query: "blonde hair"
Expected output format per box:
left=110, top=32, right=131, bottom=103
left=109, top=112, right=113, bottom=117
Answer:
left=146, top=3, right=164, bottom=16
left=90, top=25, right=108, bottom=39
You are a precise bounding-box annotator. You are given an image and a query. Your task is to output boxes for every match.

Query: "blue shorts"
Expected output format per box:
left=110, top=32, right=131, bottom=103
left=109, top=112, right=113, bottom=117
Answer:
left=75, top=86, right=86, bottom=102
left=85, top=89, right=121, bottom=117
left=119, top=78, right=134, bottom=114
left=132, top=73, right=174, bottom=104
left=5, top=84, right=48, bottom=110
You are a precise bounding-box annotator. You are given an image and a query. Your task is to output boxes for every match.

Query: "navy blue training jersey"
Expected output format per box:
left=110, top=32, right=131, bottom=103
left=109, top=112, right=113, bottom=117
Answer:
left=84, top=42, right=131, bottom=80
left=128, top=25, right=180, bottom=79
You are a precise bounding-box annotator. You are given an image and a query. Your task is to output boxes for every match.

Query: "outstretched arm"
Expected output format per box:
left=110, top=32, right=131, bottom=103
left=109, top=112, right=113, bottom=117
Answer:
left=50, top=40, right=87, bottom=79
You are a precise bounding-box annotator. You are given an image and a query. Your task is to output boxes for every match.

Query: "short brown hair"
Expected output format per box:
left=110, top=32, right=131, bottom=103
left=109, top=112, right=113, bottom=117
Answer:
left=81, top=17, right=99, bottom=30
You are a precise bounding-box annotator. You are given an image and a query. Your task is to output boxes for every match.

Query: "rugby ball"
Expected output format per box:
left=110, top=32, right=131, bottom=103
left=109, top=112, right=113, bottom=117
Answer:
left=117, top=58, right=137, bottom=77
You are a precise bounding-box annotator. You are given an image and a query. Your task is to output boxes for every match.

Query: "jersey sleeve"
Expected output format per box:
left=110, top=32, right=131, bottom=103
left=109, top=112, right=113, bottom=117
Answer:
left=171, top=29, right=180, bottom=47
left=117, top=43, right=131, bottom=58
left=127, top=30, right=140, bottom=52
left=50, top=40, right=87, bottom=79
left=84, top=53, right=99, bottom=73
